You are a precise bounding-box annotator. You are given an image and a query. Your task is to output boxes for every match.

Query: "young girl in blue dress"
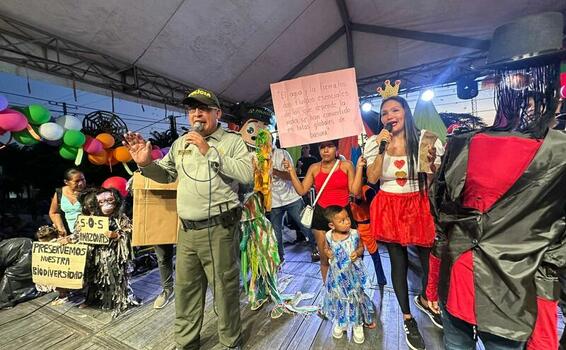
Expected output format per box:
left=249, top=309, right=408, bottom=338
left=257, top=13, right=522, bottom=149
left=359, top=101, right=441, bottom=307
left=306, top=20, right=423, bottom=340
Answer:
left=321, top=205, right=375, bottom=344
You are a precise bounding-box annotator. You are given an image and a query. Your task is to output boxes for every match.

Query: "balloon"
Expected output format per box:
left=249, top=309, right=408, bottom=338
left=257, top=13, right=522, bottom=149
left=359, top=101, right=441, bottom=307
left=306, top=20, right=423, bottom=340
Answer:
left=108, top=152, right=119, bottom=166
left=59, top=145, right=79, bottom=160
left=13, top=127, right=40, bottom=145
left=161, top=147, right=170, bottom=155
left=63, top=130, right=86, bottom=147
left=0, top=109, right=28, bottom=132
left=560, top=85, right=566, bottom=99
left=24, top=104, right=51, bottom=125
left=0, top=95, right=8, bottom=112
left=151, top=149, right=164, bottom=160
left=96, top=133, right=115, bottom=148
left=88, top=150, right=108, bottom=165
left=113, top=146, right=132, bottom=162
left=39, top=122, right=65, bottom=141
left=151, top=145, right=161, bottom=151
left=56, top=115, right=82, bottom=130
left=102, top=176, right=128, bottom=197
left=83, top=135, right=103, bottom=154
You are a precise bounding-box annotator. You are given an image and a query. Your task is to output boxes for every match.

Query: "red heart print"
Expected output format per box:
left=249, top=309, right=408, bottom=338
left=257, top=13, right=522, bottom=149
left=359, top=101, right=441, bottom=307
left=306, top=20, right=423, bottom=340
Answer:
left=394, top=159, right=405, bottom=169
left=396, top=178, right=407, bottom=186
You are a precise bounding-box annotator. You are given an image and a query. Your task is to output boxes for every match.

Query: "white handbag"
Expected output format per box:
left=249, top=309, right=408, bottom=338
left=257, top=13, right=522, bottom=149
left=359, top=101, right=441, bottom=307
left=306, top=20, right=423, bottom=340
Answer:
left=299, top=160, right=340, bottom=228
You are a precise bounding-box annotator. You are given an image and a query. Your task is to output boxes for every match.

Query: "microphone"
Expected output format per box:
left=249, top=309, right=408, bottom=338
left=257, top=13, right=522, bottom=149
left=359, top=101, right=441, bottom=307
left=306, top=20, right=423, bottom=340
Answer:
left=378, top=123, right=393, bottom=154
left=194, top=121, right=204, bottom=132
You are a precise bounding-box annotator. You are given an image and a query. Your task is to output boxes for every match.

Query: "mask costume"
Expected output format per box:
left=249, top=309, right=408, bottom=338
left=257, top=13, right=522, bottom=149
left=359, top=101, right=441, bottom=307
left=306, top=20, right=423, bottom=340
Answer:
left=76, top=188, right=139, bottom=316
left=425, top=12, right=566, bottom=348
left=233, top=104, right=316, bottom=317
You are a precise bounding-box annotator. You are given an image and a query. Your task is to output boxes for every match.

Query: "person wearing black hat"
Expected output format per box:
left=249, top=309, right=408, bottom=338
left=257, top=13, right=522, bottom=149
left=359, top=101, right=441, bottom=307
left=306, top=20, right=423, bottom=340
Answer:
left=425, top=12, right=566, bottom=349
left=123, top=88, right=252, bottom=350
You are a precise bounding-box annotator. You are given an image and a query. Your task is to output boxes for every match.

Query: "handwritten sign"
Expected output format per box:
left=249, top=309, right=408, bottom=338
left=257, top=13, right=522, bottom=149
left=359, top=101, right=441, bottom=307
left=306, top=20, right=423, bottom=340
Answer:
left=270, top=68, right=364, bottom=148
left=77, top=215, right=109, bottom=245
left=31, top=242, right=87, bottom=289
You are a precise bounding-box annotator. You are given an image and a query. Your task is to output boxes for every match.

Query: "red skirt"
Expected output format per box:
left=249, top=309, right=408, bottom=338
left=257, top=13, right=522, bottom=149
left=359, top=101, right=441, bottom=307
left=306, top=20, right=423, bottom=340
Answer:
left=370, top=190, right=435, bottom=247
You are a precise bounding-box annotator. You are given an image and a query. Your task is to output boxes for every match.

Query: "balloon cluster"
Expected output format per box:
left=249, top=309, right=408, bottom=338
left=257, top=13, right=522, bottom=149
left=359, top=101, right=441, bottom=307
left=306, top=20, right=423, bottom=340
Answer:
left=0, top=95, right=143, bottom=173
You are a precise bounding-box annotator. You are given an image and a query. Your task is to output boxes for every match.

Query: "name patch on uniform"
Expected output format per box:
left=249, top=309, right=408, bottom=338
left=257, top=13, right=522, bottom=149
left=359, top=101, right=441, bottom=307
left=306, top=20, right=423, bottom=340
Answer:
left=178, top=149, right=193, bottom=156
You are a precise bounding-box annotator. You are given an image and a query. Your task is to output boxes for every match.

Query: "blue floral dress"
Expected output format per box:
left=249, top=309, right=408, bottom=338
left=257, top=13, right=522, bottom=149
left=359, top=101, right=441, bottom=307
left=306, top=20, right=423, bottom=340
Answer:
left=321, top=229, right=375, bottom=329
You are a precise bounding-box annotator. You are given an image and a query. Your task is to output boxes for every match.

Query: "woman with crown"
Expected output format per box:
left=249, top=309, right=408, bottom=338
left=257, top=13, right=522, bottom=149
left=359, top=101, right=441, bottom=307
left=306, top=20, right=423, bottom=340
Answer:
left=364, top=80, right=444, bottom=350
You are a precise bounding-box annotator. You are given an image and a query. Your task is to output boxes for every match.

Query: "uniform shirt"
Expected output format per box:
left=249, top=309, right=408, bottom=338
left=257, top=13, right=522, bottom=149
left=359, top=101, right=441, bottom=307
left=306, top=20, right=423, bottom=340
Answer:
left=271, top=148, right=302, bottom=208
left=140, top=126, right=253, bottom=221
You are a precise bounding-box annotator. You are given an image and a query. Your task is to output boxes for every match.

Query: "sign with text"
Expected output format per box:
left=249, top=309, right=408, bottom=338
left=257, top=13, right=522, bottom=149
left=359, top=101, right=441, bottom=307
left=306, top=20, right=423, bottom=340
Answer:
left=270, top=68, right=364, bottom=148
left=77, top=215, right=110, bottom=245
left=31, top=242, right=88, bottom=289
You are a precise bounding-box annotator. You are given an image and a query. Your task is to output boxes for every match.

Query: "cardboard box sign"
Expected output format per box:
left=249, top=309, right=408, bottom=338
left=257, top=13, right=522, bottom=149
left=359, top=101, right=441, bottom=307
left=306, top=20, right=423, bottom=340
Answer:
left=76, top=215, right=110, bottom=245
left=31, top=242, right=88, bottom=289
left=132, top=172, right=179, bottom=246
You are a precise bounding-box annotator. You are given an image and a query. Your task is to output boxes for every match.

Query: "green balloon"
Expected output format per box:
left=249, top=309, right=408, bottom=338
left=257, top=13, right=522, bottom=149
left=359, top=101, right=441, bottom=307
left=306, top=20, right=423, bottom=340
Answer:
left=12, top=127, right=39, bottom=145
left=25, top=104, right=51, bottom=125
left=63, top=130, right=86, bottom=147
left=59, top=145, right=78, bottom=160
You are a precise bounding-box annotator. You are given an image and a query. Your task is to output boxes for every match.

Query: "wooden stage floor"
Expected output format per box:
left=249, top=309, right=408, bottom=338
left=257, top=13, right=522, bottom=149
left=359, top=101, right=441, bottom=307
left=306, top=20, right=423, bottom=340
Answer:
left=1, top=242, right=552, bottom=350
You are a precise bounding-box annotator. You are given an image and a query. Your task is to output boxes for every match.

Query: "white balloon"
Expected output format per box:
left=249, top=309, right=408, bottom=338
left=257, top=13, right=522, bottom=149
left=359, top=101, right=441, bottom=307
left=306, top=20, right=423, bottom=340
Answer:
left=55, top=115, right=82, bottom=130
left=39, top=122, right=65, bottom=141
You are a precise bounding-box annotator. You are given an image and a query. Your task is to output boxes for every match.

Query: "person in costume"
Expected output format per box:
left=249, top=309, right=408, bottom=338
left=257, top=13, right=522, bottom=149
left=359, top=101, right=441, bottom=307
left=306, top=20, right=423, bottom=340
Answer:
left=283, top=139, right=363, bottom=284
left=74, top=187, right=140, bottom=316
left=364, top=81, right=444, bottom=350
left=236, top=105, right=317, bottom=318
left=425, top=12, right=566, bottom=350
left=321, top=205, right=375, bottom=344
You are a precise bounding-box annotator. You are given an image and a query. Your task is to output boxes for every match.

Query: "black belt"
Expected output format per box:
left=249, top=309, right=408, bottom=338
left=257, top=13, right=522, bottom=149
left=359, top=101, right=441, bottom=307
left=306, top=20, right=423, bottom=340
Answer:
left=180, top=207, right=241, bottom=231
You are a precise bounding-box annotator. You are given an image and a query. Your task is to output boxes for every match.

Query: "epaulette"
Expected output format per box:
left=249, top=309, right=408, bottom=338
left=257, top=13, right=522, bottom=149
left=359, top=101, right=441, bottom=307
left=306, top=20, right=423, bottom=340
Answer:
left=224, top=128, right=240, bottom=135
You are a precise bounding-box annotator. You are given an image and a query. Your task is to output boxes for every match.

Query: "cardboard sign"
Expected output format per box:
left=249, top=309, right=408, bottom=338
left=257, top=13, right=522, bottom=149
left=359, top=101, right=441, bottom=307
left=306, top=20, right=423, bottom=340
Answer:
left=77, top=215, right=110, bottom=245
left=270, top=68, right=364, bottom=148
left=132, top=172, right=179, bottom=246
left=31, top=242, right=88, bottom=289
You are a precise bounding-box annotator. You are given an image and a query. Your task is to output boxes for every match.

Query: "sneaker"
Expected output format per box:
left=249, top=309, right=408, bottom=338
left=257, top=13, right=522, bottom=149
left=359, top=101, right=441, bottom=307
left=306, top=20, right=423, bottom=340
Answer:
left=250, top=298, right=268, bottom=311
left=332, top=324, right=346, bottom=339
left=403, top=318, right=425, bottom=350
left=413, top=295, right=443, bottom=329
left=353, top=324, right=365, bottom=344
left=153, top=289, right=174, bottom=309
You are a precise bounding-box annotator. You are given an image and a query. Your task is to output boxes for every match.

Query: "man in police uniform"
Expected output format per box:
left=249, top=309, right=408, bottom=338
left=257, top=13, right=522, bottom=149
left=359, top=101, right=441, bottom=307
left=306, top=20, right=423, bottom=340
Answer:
left=123, top=88, right=252, bottom=349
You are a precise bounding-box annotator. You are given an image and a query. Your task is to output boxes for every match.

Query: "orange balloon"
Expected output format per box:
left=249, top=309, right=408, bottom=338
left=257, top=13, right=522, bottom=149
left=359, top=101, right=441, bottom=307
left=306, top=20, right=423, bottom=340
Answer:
left=113, top=146, right=132, bottom=163
left=108, top=152, right=119, bottom=166
left=88, top=150, right=108, bottom=165
left=96, top=133, right=115, bottom=148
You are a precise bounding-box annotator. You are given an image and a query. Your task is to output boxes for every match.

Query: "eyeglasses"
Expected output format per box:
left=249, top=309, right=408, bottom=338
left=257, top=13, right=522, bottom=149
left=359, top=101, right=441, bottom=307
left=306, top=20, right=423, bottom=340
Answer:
left=187, top=105, right=219, bottom=114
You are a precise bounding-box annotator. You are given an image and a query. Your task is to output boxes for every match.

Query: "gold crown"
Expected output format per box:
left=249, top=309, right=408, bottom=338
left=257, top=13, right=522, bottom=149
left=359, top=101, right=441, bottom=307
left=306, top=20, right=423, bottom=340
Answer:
left=376, top=80, right=401, bottom=99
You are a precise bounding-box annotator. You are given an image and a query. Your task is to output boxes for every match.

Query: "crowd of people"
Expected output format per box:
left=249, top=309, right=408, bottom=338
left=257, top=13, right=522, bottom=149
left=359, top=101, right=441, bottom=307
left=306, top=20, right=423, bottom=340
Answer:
left=1, top=11, right=566, bottom=350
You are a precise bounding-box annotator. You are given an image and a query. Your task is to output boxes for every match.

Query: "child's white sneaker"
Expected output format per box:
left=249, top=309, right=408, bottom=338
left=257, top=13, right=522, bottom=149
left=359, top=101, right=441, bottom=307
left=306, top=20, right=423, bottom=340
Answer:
left=332, top=324, right=346, bottom=339
left=353, top=324, right=365, bottom=344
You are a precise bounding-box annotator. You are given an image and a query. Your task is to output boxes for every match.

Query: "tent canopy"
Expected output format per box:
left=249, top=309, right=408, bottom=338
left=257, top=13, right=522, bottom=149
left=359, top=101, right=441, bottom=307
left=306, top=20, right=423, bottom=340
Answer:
left=0, top=0, right=564, bottom=105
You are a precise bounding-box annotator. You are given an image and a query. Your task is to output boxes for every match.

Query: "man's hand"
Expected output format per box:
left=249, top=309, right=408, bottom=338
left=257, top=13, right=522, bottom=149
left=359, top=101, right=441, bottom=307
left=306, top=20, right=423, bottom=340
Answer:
left=185, top=131, right=210, bottom=156
left=123, top=132, right=153, bottom=166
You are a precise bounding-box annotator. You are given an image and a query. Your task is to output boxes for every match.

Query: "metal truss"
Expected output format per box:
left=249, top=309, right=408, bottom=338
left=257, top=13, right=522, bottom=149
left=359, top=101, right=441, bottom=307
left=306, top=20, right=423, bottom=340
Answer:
left=0, top=13, right=231, bottom=108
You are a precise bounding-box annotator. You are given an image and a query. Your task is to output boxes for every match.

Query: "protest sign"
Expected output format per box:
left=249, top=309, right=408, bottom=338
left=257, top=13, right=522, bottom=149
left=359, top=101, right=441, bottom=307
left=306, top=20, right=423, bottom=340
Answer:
left=77, top=215, right=110, bottom=245
left=31, top=242, right=88, bottom=289
left=271, top=68, right=364, bottom=148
